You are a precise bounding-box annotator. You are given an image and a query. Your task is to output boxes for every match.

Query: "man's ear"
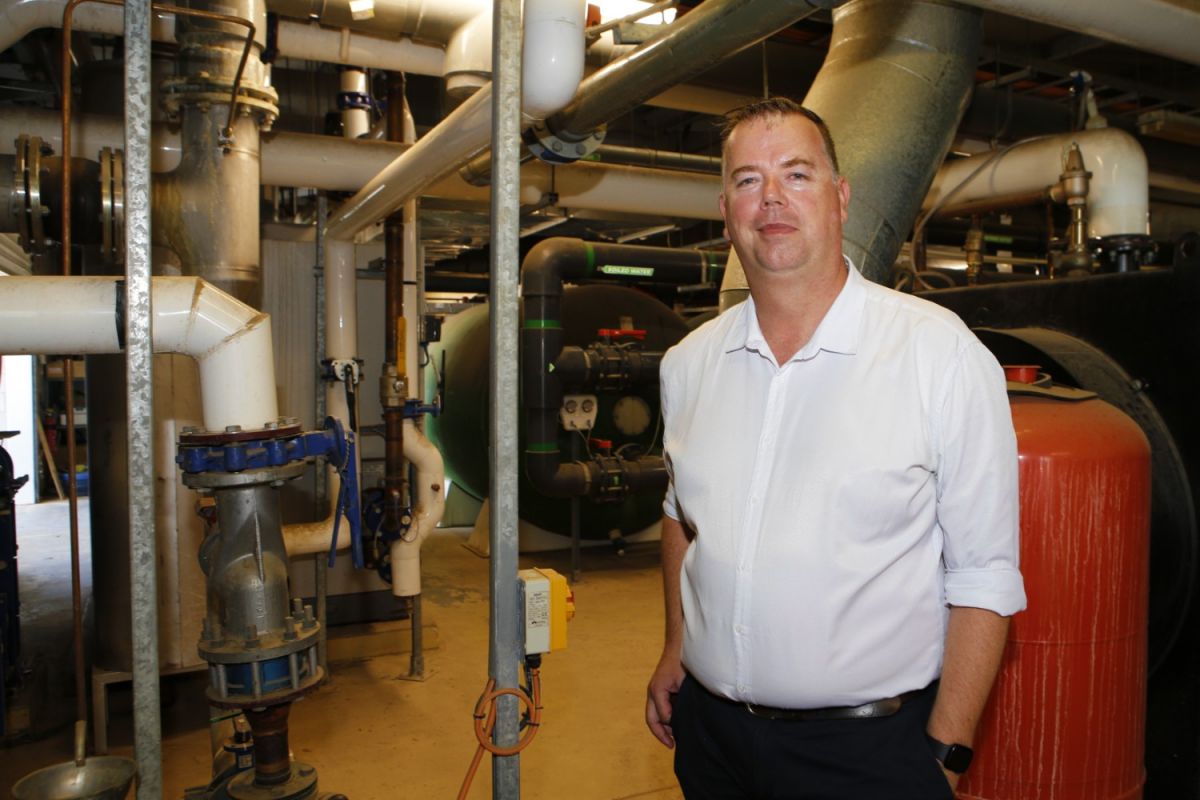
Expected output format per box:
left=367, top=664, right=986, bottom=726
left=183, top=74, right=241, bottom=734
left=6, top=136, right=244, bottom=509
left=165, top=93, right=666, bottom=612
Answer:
left=718, top=191, right=727, bottom=223
left=836, top=176, right=851, bottom=223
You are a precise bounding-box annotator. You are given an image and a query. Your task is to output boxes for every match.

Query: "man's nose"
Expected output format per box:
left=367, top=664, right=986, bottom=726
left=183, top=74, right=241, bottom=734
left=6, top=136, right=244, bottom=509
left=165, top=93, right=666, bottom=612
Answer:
left=760, top=174, right=783, bottom=206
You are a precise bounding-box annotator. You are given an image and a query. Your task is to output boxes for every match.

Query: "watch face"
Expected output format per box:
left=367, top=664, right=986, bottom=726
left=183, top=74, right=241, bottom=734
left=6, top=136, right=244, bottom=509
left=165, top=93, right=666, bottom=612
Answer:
left=943, top=744, right=974, bottom=774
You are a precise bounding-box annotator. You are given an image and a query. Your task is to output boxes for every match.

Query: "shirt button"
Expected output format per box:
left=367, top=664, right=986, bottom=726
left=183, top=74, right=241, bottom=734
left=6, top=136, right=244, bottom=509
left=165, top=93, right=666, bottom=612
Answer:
left=737, top=683, right=748, bottom=693
left=735, top=624, right=747, bottom=635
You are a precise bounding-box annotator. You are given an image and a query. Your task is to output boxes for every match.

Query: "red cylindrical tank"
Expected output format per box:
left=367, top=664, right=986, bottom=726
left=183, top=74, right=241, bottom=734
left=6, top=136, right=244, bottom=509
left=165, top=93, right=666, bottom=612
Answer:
left=958, top=377, right=1151, bottom=800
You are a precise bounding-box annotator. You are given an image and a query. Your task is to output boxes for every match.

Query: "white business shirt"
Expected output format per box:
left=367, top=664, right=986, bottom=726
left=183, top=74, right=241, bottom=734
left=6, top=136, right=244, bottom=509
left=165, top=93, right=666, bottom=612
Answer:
left=661, top=261, right=1025, bottom=709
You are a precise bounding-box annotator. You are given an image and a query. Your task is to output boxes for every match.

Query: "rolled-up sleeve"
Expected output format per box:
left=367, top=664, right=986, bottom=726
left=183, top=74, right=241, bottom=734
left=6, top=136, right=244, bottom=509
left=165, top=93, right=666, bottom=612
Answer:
left=936, top=338, right=1026, bottom=616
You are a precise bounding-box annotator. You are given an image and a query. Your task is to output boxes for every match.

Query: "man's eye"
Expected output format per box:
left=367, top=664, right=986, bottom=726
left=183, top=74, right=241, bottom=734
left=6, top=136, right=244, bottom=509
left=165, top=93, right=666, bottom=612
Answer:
left=736, top=177, right=757, bottom=187
left=790, top=172, right=810, bottom=181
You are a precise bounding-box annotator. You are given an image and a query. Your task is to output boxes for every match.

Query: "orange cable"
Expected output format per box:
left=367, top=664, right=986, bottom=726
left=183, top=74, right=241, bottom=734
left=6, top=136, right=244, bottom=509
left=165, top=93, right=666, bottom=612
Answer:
left=457, top=668, right=543, bottom=800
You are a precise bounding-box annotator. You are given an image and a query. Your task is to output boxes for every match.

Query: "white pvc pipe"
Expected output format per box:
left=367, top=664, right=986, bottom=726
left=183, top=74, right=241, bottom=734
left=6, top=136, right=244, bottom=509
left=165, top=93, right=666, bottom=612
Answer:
left=0, top=276, right=278, bottom=431
left=275, top=21, right=444, bottom=74
left=924, top=128, right=1149, bottom=238
left=389, top=420, right=445, bottom=596
left=444, top=8, right=492, bottom=98
left=959, top=0, right=1200, bottom=68
left=281, top=237, right=357, bottom=557
left=326, top=81, right=494, bottom=240
left=0, top=0, right=445, bottom=74
left=521, top=0, right=585, bottom=120
left=325, top=0, right=584, bottom=240
left=340, top=68, right=371, bottom=140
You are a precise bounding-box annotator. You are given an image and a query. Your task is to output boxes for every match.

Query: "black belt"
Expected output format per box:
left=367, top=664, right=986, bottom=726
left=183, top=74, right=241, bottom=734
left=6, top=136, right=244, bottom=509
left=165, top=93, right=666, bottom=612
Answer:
left=699, top=679, right=936, bottom=721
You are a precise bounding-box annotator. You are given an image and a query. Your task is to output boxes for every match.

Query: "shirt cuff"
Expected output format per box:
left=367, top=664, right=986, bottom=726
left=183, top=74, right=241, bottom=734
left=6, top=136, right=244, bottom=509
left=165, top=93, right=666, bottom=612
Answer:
left=944, top=567, right=1027, bottom=616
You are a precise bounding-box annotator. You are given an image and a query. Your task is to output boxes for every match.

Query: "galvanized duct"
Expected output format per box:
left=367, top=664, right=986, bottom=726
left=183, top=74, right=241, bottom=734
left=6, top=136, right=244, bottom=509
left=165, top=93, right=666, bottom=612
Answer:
left=720, top=0, right=982, bottom=307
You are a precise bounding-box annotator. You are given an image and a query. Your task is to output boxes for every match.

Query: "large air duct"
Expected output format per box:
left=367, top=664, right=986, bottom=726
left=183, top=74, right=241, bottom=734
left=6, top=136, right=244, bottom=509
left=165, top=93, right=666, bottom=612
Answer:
left=720, top=0, right=983, bottom=306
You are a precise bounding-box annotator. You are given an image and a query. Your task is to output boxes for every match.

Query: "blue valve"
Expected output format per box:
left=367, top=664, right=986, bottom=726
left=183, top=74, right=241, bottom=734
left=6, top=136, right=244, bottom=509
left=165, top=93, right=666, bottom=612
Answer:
left=177, top=417, right=365, bottom=570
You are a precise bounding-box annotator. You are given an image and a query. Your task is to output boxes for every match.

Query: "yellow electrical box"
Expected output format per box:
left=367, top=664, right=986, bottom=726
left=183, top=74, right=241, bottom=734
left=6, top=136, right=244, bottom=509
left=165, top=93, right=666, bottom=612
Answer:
left=519, top=567, right=575, bottom=654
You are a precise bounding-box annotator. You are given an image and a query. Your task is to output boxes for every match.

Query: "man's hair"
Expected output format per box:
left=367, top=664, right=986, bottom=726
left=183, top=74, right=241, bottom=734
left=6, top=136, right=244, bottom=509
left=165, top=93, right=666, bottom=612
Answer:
left=720, top=97, right=840, bottom=177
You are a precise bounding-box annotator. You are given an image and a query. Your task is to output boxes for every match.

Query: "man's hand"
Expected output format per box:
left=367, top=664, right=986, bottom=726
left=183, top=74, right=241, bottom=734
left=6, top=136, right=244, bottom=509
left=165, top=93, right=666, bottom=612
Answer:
left=646, top=652, right=686, bottom=748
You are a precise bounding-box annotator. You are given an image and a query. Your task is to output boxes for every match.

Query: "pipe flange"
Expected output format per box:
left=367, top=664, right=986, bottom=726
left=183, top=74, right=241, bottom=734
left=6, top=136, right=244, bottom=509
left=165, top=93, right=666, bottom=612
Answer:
left=183, top=460, right=307, bottom=489
left=161, top=77, right=280, bottom=129
left=99, top=147, right=125, bottom=266
left=200, top=617, right=321, bottom=664
left=180, top=419, right=304, bottom=446
left=525, top=120, right=605, bottom=165
left=12, top=134, right=51, bottom=256
left=227, top=760, right=318, bottom=800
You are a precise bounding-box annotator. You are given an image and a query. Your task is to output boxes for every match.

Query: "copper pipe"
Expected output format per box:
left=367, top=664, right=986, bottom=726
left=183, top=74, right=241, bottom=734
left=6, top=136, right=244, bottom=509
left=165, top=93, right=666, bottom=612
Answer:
left=58, top=0, right=257, bottom=736
left=382, top=72, right=407, bottom=539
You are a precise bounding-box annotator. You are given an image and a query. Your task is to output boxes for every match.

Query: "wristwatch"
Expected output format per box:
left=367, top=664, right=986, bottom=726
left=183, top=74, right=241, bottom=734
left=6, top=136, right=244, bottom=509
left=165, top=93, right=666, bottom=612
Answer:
left=926, top=734, right=974, bottom=774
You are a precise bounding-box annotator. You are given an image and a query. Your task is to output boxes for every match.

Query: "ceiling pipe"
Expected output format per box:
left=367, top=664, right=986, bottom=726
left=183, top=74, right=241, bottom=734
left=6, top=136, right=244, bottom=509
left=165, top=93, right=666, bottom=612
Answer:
left=720, top=0, right=983, bottom=307
left=923, top=128, right=1150, bottom=239
left=956, top=0, right=1200, bottom=68
left=0, top=0, right=445, bottom=73
left=461, top=0, right=832, bottom=184
left=323, top=0, right=585, bottom=241
left=0, top=276, right=278, bottom=431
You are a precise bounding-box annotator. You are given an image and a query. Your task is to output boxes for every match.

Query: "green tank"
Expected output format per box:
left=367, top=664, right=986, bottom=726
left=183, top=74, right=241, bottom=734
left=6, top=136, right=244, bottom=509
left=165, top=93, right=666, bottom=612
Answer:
left=426, top=284, right=689, bottom=538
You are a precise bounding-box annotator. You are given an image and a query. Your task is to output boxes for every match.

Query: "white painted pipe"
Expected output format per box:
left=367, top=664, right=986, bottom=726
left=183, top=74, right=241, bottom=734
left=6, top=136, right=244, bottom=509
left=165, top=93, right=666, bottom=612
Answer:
left=521, top=0, right=585, bottom=120
left=326, top=81, right=494, bottom=240
left=340, top=68, right=371, bottom=140
left=325, top=0, right=584, bottom=240
left=389, top=419, right=445, bottom=596
left=958, top=0, right=1200, bottom=68
left=444, top=8, right=492, bottom=99
left=924, top=128, right=1149, bottom=238
left=401, top=99, right=420, bottom=398
left=0, top=0, right=445, bottom=74
left=275, top=21, right=444, bottom=74
left=0, top=109, right=722, bottom=219
left=281, top=237, right=357, bottom=557
left=0, top=276, right=278, bottom=431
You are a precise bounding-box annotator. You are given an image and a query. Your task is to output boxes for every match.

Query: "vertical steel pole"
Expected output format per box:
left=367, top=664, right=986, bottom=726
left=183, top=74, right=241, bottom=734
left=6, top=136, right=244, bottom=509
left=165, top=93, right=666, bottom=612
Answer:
left=314, top=193, right=329, bottom=672
left=124, top=0, right=161, bottom=796
left=489, top=0, right=522, bottom=795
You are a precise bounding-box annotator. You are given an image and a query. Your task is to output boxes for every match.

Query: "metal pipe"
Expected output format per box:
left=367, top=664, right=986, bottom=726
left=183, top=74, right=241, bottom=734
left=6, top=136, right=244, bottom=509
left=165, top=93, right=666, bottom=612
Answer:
left=0, top=277, right=280, bottom=430
left=549, top=0, right=825, bottom=143
left=923, top=128, right=1149, bottom=240
left=383, top=72, right=408, bottom=589
left=956, top=0, right=1200, bottom=68
left=124, top=0, right=159, bottom=795
left=488, top=0, right=522, bottom=792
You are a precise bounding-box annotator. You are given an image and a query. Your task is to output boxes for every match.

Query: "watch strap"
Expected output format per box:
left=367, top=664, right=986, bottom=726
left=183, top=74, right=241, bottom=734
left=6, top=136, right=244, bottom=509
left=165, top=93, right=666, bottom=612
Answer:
left=926, top=734, right=974, bottom=774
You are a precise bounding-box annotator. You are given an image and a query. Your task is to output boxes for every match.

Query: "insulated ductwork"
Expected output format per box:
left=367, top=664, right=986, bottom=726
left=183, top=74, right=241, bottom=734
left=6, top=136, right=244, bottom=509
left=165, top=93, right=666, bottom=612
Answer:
left=0, top=276, right=278, bottom=431
left=720, top=0, right=983, bottom=307
left=924, top=128, right=1150, bottom=239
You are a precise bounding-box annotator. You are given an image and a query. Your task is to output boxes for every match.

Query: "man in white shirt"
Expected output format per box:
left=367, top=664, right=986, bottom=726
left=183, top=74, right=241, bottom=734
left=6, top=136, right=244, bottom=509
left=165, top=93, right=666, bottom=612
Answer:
left=644, top=98, right=1025, bottom=798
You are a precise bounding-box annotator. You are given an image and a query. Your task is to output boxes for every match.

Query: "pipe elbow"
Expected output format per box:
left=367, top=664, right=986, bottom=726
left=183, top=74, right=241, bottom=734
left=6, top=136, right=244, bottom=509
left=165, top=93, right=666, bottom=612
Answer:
left=521, top=0, right=585, bottom=120
left=521, top=236, right=586, bottom=296
left=444, top=8, right=492, bottom=102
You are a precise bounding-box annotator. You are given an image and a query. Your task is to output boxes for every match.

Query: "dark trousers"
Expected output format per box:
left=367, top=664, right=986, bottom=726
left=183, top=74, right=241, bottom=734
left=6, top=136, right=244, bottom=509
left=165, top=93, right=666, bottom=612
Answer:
left=672, top=675, right=954, bottom=800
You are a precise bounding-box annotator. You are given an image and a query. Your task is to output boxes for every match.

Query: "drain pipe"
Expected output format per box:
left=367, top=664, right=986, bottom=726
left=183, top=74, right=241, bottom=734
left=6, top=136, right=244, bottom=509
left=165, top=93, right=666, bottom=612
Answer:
left=0, top=276, right=278, bottom=430
left=521, top=238, right=724, bottom=496
left=720, top=0, right=983, bottom=308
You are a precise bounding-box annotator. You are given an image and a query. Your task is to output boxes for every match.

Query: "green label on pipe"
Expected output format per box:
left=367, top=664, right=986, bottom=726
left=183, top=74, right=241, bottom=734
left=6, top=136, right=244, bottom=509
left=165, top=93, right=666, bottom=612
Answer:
left=526, top=442, right=558, bottom=453
left=984, top=234, right=1014, bottom=245
left=585, top=243, right=596, bottom=275
left=523, top=319, right=562, bottom=329
left=599, top=264, right=656, bottom=278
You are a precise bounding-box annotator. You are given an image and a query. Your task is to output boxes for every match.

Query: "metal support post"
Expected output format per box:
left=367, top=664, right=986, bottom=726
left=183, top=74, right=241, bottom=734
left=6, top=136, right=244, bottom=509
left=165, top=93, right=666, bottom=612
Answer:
left=489, top=0, right=522, bottom=795
left=124, top=0, right=162, bottom=795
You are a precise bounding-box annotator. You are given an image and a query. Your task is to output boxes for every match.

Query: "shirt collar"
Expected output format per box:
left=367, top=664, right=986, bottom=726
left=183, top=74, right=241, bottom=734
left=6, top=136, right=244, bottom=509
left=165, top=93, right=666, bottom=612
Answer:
left=733, top=256, right=867, bottom=361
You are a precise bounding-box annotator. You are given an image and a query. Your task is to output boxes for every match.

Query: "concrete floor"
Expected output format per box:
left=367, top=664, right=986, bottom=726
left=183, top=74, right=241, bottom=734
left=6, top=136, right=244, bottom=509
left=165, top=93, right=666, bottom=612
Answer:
left=2, top=500, right=681, bottom=799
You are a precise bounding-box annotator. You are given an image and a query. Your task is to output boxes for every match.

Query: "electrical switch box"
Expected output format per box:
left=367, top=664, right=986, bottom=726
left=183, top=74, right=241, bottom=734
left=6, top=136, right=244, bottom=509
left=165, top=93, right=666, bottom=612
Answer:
left=519, top=568, right=575, bottom=655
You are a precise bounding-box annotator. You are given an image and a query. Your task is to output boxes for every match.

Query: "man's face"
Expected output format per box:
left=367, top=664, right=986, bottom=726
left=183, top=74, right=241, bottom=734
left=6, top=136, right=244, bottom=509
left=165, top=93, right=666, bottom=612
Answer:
left=719, top=114, right=850, bottom=282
